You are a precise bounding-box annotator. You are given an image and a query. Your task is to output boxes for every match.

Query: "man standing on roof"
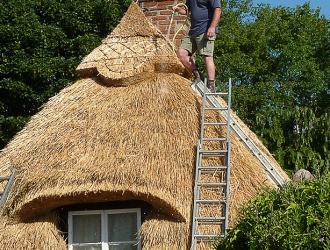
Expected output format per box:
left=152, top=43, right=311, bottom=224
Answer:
left=173, top=0, right=221, bottom=92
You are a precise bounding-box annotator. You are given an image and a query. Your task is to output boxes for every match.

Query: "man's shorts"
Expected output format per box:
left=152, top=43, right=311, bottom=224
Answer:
left=180, top=33, right=216, bottom=57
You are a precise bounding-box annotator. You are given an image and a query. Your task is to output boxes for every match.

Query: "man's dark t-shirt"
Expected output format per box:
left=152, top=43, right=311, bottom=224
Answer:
left=186, top=0, right=221, bottom=37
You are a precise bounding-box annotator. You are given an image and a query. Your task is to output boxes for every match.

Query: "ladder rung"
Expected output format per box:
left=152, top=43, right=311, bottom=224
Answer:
left=202, top=138, right=226, bottom=141
left=196, top=217, right=225, bottom=222
left=198, top=169, right=226, bottom=173
left=205, top=92, right=228, bottom=96
left=0, top=176, right=10, bottom=182
left=204, top=107, right=227, bottom=111
left=194, top=235, right=224, bottom=240
left=200, top=150, right=227, bottom=154
left=201, top=154, right=226, bottom=157
left=201, top=149, right=227, bottom=153
left=197, top=182, right=226, bottom=187
left=204, top=122, right=227, bottom=126
left=196, top=200, right=226, bottom=204
left=198, top=166, right=227, bottom=171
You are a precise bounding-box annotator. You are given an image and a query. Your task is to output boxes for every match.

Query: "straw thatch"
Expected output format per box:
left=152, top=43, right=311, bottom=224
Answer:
left=0, top=2, right=289, bottom=249
left=76, top=3, right=186, bottom=86
left=0, top=213, right=66, bottom=250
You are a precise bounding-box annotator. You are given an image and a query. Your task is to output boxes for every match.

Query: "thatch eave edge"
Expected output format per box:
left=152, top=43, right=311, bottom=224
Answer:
left=8, top=187, right=187, bottom=223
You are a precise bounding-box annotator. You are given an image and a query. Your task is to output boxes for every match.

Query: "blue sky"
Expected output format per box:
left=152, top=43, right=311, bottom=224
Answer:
left=253, top=0, right=330, bottom=18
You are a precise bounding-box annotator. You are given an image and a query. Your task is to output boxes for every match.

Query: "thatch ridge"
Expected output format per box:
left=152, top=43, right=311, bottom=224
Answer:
left=76, top=2, right=186, bottom=85
left=110, top=2, right=162, bottom=38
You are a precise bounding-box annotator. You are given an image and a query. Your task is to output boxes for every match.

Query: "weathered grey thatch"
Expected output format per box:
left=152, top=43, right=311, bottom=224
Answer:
left=0, top=3, right=289, bottom=249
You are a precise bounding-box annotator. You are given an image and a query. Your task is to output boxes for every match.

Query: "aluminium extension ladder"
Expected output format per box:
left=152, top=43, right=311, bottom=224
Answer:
left=0, top=169, right=16, bottom=208
left=191, top=79, right=232, bottom=249
left=192, top=80, right=286, bottom=187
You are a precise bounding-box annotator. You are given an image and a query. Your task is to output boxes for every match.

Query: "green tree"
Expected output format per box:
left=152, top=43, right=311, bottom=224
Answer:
left=215, top=1, right=329, bottom=175
left=217, top=174, right=330, bottom=250
left=0, top=0, right=131, bottom=148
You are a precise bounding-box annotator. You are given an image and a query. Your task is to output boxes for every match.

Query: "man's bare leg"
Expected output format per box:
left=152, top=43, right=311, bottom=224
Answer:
left=177, top=48, right=200, bottom=79
left=204, top=55, right=215, bottom=80
left=204, top=55, right=216, bottom=92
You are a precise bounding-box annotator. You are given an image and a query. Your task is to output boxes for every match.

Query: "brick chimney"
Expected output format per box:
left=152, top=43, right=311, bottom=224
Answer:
left=138, top=0, right=188, bottom=47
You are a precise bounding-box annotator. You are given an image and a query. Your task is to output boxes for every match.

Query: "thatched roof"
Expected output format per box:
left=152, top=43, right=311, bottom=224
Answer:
left=0, top=3, right=289, bottom=249
left=1, top=73, right=197, bottom=220
left=0, top=213, right=66, bottom=249
left=76, top=3, right=185, bottom=86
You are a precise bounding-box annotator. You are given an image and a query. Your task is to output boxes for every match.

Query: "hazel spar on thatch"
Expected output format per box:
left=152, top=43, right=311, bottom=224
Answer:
left=0, top=2, right=289, bottom=249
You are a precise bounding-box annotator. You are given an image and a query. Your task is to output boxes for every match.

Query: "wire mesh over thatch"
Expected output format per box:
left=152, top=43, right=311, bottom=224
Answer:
left=0, top=2, right=289, bottom=249
left=76, top=3, right=186, bottom=86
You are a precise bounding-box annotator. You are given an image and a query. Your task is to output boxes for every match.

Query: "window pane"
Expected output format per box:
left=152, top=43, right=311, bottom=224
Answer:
left=108, top=213, right=137, bottom=242
left=72, top=245, right=102, bottom=250
left=73, top=214, right=101, bottom=243
left=108, top=244, right=138, bottom=250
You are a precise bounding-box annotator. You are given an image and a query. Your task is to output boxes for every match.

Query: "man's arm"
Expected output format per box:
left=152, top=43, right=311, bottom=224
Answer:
left=207, top=7, right=221, bottom=38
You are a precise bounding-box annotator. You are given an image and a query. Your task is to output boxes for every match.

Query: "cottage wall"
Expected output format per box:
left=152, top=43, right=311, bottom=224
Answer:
left=139, top=0, right=188, bottom=46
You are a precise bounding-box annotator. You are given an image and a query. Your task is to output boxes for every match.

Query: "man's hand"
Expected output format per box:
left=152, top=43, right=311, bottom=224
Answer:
left=172, top=6, right=186, bottom=15
left=207, top=26, right=216, bottom=39
left=207, top=7, right=221, bottom=39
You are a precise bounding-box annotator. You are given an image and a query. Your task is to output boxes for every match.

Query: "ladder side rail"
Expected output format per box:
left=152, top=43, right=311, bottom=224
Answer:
left=193, top=81, right=285, bottom=187
left=0, top=168, right=16, bottom=208
left=229, top=122, right=285, bottom=186
left=205, top=93, right=284, bottom=186
left=191, top=79, right=209, bottom=249
left=191, top=141, right=202, bottom=250
left=214, top=101, right=284, bottom=186
left=199, top=79, right=208, bottom=147
left=224, top=79, right=232, bottom=234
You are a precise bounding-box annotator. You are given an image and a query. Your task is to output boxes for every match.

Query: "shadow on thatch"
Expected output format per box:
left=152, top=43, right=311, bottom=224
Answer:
left=16, top=190, right=185, bottom=223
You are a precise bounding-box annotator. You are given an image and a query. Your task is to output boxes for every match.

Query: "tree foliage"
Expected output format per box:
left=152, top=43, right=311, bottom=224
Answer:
left=214, top=0, right=329, bottom=175
left=0, top=0, right=329, bottom=175
left=0, top=0, right=131, bottom=148
left=217, top=173, right=330, bottom=250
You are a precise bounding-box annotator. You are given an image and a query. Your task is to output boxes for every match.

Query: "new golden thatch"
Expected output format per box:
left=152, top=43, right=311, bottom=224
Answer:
left=0, top=3, right=289, bottom=249
left=76, top=2, right=186, bottom=85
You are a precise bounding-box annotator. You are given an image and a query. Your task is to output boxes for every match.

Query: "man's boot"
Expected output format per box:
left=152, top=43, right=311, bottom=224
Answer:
left=192, top=69, right=205, bottom=85
left=207, top=79, right=216, bottom=93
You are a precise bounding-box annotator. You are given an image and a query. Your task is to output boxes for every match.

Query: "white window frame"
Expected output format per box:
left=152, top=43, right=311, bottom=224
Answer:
left=68, top=208, right=141, bottom=250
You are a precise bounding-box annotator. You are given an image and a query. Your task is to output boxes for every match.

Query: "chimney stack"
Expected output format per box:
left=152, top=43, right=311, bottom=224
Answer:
left=139, top=0, right=188, bottom=46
